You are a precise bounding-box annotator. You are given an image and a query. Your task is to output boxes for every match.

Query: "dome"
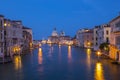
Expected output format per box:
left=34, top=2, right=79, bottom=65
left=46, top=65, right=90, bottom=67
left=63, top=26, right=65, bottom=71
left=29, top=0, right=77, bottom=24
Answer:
left=52, top=28, right=58, bottom=36
left=60, top=31, right=65, bottom=36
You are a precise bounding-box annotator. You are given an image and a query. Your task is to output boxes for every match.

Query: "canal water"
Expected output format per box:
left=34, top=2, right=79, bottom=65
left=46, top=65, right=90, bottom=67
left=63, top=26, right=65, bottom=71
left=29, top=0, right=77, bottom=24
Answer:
left=0, top=44, right=120, bottom=80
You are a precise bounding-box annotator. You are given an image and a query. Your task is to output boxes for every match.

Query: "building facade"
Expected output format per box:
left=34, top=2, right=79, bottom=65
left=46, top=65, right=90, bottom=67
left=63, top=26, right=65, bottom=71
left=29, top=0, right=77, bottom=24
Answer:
left=11, top=21, right=23, bottom=55
left=0, top=14, right=33, bottom=57
left=76, top=29, right=84, bottom=47
left=109, top=16, right=120, bottom=62
left=76, top=29, right=93, bottom=48
left=93, top=24, right=111, bottom=50
left=47, top=28, right=59, bottom=44
left=22, top=26, right=33, bottom=51
left=83, top=29, right=93, bottom=48
left=0, top=15, right=4, bottom=55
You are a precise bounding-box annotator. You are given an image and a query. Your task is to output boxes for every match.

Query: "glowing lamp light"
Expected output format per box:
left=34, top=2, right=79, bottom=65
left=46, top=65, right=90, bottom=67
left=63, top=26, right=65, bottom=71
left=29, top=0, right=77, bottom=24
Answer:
left=4, top=23, right=7, bottom=26
left=96, top=50, right=101, bottom=59
left=97, top=51, right=101, bottom=56
left=12, top=46, right=21, bottom=55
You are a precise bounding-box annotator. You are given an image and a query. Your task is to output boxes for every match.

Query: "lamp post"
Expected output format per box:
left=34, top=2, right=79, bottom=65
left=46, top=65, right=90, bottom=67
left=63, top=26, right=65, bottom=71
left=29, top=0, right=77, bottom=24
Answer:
left=97, top=50, right=101, bottom=60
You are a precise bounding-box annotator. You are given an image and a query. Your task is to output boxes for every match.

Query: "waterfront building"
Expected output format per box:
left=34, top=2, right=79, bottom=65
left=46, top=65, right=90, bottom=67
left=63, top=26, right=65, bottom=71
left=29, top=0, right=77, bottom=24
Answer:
left=0, top=15, right=4, bottom=55
left=10, top=20, right=23, bottom=55
left=83, top=29, right=93, bottom=48
left=0, top=14, right=33, bottom=57
left=22, top=26, right=33, bottom=51
left=3, top=19, right=23, bottom=56
left=51, top=28, right=59, bottom=37
left=4, top=19, right=13, bottom=56
left=47, top=28, right=59, bottom=44
left=33, top=40, right=40, bottom=48
left=76, top=29, right=84, bottom=47
left=59, top=31, right=72, bottom=45
left=59, top=36, right=71, bottom=45
left=93, top=24, right=111, bottom=50
left=76, top=29, right=93, bottom=48
left=109, top=15, right=120, bottom=62
left=47, top=28, right=73, bottom=45
left=72, top=36, right=78, bottom=46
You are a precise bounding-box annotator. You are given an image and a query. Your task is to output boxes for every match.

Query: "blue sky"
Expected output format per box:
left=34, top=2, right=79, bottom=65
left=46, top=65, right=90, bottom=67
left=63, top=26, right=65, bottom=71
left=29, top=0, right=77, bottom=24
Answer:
left=0, top=0, right=120, bottom=40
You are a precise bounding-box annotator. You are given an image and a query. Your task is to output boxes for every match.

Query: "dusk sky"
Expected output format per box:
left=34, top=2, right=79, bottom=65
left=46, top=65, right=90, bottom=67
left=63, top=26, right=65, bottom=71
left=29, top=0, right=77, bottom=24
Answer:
left=0, top=0, right=120, bottom=40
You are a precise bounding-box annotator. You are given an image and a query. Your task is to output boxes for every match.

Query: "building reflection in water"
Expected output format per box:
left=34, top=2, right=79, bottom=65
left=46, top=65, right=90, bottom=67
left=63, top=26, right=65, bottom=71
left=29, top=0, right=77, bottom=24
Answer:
left=14, top=55, right=22, bottom=70
left=38, top=48, right=43, bottom=64
left=94, top=62, right=105, bottom=80
left=68, top=45, right=72, bottom=62
left=59, top=44, right=61, bottom=48
left=86, top=48, right=91, bottom=70
left=48, top=45, right=53, bottom=58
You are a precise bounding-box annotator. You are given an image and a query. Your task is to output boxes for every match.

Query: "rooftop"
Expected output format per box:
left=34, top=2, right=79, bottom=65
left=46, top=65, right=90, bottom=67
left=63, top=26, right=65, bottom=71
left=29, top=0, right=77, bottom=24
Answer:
left=109, top=15, right=120, bottom=23
left=23, top=26, right=31, bottom=29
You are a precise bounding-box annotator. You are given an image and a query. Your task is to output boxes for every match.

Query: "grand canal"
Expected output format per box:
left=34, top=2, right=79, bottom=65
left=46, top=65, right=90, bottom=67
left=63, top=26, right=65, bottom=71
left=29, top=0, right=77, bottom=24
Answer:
left=0, top=44, right=120, bottom=80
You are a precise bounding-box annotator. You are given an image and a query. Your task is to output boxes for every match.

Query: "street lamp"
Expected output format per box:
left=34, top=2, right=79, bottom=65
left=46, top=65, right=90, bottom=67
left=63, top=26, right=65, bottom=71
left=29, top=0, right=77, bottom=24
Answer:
left=13, top=46, right=21, bottom=55
left=97, top=50, right=101, bottom=60
left=4, top=23, right=7, bottom=27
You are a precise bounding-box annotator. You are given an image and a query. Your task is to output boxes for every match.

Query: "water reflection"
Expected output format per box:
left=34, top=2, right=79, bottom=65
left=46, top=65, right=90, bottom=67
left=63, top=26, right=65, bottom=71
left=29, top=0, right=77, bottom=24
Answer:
left=59, top=44, right=61, bottom=48
left=94, top=62, right=105, bottom=80
left=59, top=45, right=61, bottom=62
left=14, top=55, right=22, bottom=70
left=68, top=46, right=72, bottom=62
left=48, top=43, right=52, bottom=47
left=38, top=48, right=43, bottom=64
left=86, top=48, right=91, bottom=70
left=48, top=45, right=53, bottom=58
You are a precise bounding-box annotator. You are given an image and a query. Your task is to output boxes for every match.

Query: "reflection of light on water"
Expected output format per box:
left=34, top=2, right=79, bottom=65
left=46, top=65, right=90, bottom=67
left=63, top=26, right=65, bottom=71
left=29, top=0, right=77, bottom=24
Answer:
left=38, top=48, right=43, bottom=64
left=94, top=62, right=105, bottom=80
left=48, top=46, right=53, bottom=57
left=59, top=44, right=61, bottom=48
left=14, top=56, right=22, bottom=70
left=86, top=48, right=91, bottom=70
left=51, top=47, right=53, bottom=52
left=59, top=45, right=61, bottom=62
left=87, top=48, right=91, bottom=55
left=68, top=46, right=72, bottom=62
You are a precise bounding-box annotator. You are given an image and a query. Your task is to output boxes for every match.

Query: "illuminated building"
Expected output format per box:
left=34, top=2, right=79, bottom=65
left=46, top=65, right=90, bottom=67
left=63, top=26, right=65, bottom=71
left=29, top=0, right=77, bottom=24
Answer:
left=0, top=14, right=33, bottom=57
left=109, top=15, right=120, bottom=62
left=48, top=28, right=59, bottom=44
left=93, top=24, right=111, bottom=50
left=76, top=29, right=93, bottom=48
left=47, top=28, right=72, bottom=45
left=22, top=26, right=33, bottom=51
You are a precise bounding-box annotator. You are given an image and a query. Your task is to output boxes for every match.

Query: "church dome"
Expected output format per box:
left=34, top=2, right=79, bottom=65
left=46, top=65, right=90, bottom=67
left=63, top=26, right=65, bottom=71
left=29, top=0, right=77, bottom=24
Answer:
left=52, top=28, right=58, bottom=36
left=60, top=30, right=65, bottom=36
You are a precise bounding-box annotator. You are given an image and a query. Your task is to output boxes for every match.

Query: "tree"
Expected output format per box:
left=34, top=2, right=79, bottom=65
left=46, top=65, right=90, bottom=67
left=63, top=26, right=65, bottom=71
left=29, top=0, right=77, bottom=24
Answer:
left=99, top=43, right=109, bottom=52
